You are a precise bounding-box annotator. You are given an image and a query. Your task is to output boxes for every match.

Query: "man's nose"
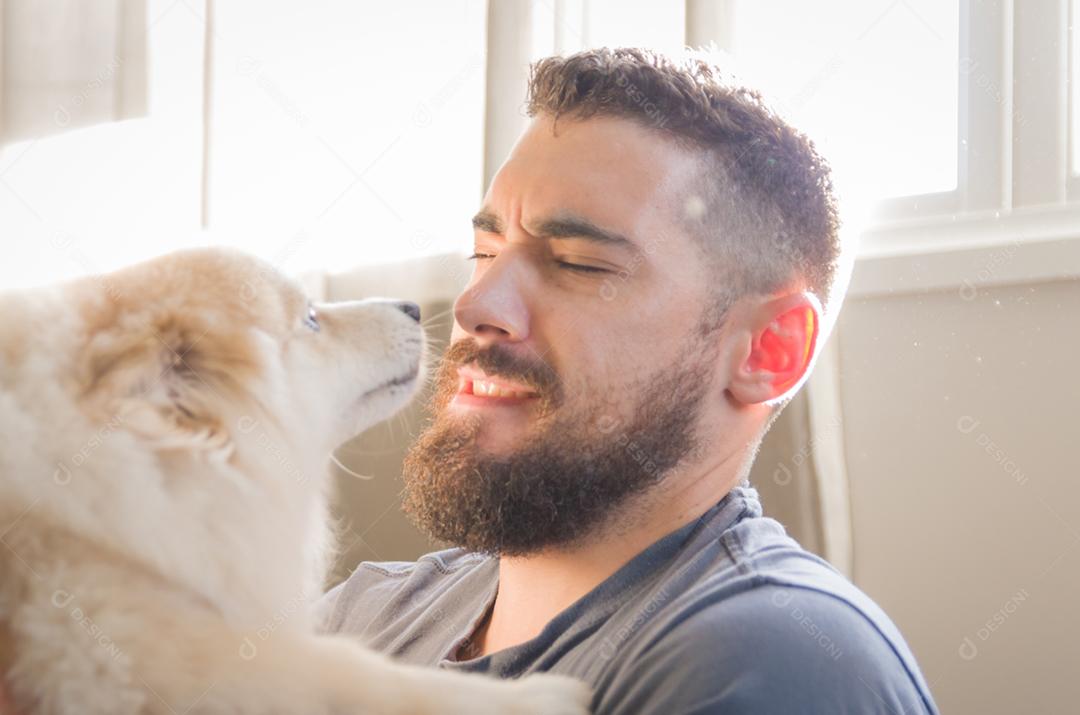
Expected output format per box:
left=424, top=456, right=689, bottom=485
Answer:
left=453, top=255, right=529, bottom=343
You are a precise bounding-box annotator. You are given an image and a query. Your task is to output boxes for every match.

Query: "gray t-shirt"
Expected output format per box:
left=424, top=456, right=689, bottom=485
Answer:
left=318, top=485, right=939, bottom=714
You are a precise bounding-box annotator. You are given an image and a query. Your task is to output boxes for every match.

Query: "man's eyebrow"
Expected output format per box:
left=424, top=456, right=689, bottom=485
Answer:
left=532, top=216, right=636, bottom=249
left=471, top=210, right=636, bottom=250
left=471, top=210, right=504, bottom=234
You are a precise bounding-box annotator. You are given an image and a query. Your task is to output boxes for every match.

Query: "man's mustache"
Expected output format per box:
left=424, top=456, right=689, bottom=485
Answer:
left=438, top=338, right=561, bottom=400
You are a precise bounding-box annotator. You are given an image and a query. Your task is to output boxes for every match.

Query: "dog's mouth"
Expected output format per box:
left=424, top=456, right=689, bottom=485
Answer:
left=363, top=366, right=420, bottom=398
left=386, top=371, right=418, bottom=389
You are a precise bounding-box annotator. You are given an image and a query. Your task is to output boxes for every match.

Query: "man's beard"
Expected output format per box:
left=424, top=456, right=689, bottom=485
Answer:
left=401, top=320, right=720, bottom=557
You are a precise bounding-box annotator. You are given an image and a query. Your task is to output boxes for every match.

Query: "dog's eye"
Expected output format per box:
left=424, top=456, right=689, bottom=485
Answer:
left=303, top=305, right=320, bottom=332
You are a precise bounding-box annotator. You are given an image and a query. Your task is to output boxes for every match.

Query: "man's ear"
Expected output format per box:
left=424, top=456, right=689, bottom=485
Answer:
left=79, top=315, right=259, bottom=460
left=727, top=291, right=821, bottom=406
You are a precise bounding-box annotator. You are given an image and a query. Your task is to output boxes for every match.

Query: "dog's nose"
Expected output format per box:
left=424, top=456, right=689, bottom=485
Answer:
left=396, top=301, right=421, bottom=323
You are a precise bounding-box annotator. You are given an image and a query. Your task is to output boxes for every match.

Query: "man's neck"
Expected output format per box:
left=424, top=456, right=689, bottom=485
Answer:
left=462, top=445, right=746, bottom=658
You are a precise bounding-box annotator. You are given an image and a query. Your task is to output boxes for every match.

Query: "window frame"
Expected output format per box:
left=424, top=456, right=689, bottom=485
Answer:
left=850, top=0, right=1010, bottom=250
left=836, top=0, right=1080, bottom=297
left=1067, top=0, right=1080, bottom=200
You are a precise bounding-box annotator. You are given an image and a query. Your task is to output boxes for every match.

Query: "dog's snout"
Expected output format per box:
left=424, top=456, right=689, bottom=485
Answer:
left=396, top=301, right=421, bottom=323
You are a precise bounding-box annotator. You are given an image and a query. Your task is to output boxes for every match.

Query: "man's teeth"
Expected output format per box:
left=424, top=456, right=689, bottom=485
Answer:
left=472, top=379, right=534, bottom=398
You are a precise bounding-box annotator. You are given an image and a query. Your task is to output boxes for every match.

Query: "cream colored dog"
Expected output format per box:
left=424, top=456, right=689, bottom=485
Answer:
left=0, top=249, right=590, bottom=715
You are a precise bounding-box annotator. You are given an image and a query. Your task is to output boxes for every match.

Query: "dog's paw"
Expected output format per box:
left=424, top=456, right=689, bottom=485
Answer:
left=504, top=673, right=592, bottom=715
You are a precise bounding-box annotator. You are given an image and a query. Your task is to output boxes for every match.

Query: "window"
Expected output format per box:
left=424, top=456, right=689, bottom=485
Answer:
left=0, top=0, right=486, bottom=289
left=731, top=0, right=960, bottom=203
left=208, top=0, right=486, bottom=272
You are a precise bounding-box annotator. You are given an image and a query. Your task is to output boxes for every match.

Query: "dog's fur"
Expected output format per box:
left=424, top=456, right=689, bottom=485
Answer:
left=0, top=249, right=589, bottom=714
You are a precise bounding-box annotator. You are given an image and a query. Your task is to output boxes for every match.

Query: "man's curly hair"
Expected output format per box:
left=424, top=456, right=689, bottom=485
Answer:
left=526, top=47, right=842, bottom=317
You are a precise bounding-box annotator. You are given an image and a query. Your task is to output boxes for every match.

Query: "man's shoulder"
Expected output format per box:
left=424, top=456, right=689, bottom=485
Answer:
left=606, top=580, right=938, bottom=714
left=697, top=504, right=897, bottom=627
left=316, top=546, right=495, bottom=634
left=356, top=547, right=491, bottom=579
left=602, top=514, right=939, bottom=714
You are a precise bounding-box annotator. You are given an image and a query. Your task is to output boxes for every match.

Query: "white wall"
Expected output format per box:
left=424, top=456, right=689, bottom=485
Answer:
left=839, top=273, right=1080, bottom=714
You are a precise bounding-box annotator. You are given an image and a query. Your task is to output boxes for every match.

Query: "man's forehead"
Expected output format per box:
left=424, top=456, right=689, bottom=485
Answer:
left=510, top=113, right=694, bottom=178
left=480, top=115, right=704, bottom=246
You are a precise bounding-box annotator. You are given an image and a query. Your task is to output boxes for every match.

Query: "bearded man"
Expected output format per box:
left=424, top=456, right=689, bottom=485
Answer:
left=322, top=48, right=939, bottom=715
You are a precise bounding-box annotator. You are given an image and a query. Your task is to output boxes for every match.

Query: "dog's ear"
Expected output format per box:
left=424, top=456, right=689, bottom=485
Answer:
left=79, top=314, right=261, bottom=460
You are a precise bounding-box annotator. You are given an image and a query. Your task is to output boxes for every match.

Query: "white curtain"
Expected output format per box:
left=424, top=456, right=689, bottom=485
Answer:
left=0, top=0, right=205, bottom=292
left=1, top=0, right=148, bottom=145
